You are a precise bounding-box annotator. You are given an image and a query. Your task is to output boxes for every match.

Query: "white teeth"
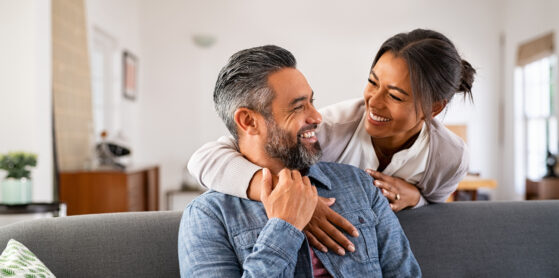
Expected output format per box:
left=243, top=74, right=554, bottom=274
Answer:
left=299, top=131, right=315, bottom=138
left=370, top=112, right=390, bottom=122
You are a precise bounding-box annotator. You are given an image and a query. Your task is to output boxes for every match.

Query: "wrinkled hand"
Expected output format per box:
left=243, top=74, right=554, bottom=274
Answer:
left=366, top=169, right=420, bottom=212
left=304, top=197, right=359, bottom=256
left=261, top=168, right=318, bottom=231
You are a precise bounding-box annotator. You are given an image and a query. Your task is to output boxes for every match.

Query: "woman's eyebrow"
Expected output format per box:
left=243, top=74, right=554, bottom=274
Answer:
left=370, top=69, right=379, bottom=80
left=388, top=85, right=409, bottom=96
left=371, top=69, right=409, bottom=96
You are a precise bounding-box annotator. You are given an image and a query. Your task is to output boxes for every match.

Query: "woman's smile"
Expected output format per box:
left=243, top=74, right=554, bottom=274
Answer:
left=368, top=110, right=391, bottom=125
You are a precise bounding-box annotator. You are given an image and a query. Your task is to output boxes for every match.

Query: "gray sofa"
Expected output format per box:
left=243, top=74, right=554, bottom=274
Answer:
left=0, top=201, right=558, bottom=277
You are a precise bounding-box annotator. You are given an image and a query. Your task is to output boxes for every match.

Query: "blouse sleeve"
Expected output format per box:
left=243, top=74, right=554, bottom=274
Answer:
left=187, top=136, right=261, bottom=199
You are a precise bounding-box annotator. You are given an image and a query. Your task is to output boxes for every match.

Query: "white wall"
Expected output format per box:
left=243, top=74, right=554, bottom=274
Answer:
left=3, top=0, right=555, bottom=207
left=0, top=0, right=52, bottom=202
left=500, top=0, right=559, bottom=200
left=135, top=0, right=505, bottom=203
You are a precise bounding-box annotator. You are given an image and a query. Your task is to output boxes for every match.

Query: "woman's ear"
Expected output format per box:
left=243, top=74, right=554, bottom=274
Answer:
left=234, top=108, right=260, bottom=136
left=431, top=100, right=447, bottom=118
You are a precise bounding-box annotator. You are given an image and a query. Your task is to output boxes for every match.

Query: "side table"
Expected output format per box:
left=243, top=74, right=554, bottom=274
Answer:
left=0, top=202, right=66, bottom=227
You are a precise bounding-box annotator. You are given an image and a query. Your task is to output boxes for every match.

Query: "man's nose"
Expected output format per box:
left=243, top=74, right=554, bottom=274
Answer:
left=306, top=104, right=322, bottom=125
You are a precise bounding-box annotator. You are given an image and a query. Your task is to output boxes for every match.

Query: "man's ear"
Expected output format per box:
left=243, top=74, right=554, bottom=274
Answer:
left=431, top=100, right=447, bottom=118
left=234, top=108, right=261, bottom=136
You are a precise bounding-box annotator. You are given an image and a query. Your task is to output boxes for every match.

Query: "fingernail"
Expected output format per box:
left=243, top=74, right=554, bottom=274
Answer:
left=337, top=248, right=345, bottom=256
left=321, top=247, right=328, bottom=253
left=348, top=245, right=355, bottom=252
left=375, top=180, right=382, bottom=186
left=382, top=189, right=388, bottom=195
left=352, top=230, right=359, bottom=237
left=329, top=197, right=336, bottom=202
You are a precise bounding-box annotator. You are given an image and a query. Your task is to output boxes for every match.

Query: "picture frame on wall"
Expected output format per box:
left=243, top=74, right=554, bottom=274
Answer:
left=122, top=51, right=138, bottom=101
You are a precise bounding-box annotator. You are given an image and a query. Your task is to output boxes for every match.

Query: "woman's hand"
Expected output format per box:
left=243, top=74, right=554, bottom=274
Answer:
left=365, top=169, right=420, bottom=212
left=303, top=197, right=359, bottom=256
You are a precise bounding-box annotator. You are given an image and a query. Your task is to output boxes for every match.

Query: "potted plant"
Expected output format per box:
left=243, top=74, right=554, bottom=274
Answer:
left=0, top=151, right=37, bottom=204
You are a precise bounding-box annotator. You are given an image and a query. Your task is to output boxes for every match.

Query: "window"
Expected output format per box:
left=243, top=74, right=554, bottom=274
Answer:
left=90, top=28, right=118, bottom=140
left=518, top=55, right=557, bottom=180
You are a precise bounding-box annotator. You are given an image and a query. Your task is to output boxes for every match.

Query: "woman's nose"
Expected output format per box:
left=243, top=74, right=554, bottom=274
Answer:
left=367, top=88, right=385, bottom=108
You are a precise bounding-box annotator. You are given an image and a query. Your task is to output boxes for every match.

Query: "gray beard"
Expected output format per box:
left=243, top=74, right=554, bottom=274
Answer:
left=264, top=119, right=322, bottom=171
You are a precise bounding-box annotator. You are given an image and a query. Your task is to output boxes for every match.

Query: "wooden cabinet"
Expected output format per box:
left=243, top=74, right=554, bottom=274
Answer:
left=526, top=178, right=559, bottom=200
left=59, top=165, right=159, bottom=215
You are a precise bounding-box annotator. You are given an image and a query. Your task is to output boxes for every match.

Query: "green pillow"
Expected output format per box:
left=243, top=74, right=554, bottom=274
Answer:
left=0, top=239, right=55, bottom=278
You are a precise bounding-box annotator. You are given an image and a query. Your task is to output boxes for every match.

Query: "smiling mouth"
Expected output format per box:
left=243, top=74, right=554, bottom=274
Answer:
left=369, top=111, right=391, bottom=122
left=298, top=130, right=318, bottom=143
left=299, top=131, right=316, bottom=138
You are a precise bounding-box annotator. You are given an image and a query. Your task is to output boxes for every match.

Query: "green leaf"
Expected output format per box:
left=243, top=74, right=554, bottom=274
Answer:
left=6, top=265, right=21, bottom=270
left=24, top=274, right=37, bottom=278
left=18, top=254, right=36, bottom=262
left=0, top=268, right=15, bottom=276
left=0, top=151, right=38, bottom=179
left=13, top=259, right=28, bottom=267
left=21, top=249, right=35, bottom=257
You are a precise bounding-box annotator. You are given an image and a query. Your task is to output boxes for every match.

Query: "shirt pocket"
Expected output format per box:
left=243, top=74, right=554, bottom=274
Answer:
left=232, top=228, right=261, bottom=262
left=342, top=209, right=379, bottom=263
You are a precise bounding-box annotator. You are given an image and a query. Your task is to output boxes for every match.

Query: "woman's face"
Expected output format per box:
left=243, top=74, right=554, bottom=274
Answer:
left=363, top=51, right=424, bottom=145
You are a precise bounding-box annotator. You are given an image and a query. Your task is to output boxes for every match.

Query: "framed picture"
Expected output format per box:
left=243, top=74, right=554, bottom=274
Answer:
left=122, top=51, right=138, bottom=100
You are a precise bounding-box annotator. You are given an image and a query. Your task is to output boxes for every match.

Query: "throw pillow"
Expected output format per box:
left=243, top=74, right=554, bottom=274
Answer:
left=0, top=239, right=55, bottom=278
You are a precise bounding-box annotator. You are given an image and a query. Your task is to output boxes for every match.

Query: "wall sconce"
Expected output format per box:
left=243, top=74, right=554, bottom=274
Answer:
left=192, top=34, right=217, bottom=48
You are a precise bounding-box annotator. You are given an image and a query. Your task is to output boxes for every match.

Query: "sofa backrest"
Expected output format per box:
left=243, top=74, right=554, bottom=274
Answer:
left=0, top=211, right=182, bottom=278
left=0, top=201, right=558, bottom=277
left=397, top=200, right=559, bottom=277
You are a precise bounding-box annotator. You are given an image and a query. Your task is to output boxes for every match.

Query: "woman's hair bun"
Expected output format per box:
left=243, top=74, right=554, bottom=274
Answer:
left=458, top=59, right=476, bottom=94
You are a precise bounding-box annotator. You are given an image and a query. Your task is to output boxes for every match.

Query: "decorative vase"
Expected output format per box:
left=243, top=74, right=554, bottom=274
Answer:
left=1, top=177, right=32, bottom=204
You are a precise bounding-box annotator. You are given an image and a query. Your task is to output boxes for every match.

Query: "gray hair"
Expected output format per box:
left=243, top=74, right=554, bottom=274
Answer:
left=213, top=45, right=297, bottom=140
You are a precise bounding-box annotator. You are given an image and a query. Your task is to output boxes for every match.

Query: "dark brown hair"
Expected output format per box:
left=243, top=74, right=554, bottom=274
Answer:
left=372, top=29, right=476, bottom=124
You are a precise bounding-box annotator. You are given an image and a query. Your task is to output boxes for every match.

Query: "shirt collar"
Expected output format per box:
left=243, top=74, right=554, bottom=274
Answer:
left=306, top=164, right=332, bottom=190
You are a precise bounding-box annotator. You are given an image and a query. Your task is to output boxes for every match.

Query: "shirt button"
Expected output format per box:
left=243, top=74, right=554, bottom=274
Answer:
left=358, top=216, right=365, bottom=224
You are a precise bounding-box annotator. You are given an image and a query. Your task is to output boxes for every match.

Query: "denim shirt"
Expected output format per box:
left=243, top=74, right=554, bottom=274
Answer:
left=178, top=162, right=421, bottom=277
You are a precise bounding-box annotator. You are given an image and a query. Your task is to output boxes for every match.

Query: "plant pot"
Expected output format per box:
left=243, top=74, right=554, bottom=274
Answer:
left=1, top=178, right=32, bottom=204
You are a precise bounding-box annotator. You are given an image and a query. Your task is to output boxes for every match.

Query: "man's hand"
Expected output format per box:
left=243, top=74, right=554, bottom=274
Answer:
left=304, top=197, right=359, bottom=255
left=260, top=168, right=318, bottom=231
left=366, top=169, right=420, bottom=212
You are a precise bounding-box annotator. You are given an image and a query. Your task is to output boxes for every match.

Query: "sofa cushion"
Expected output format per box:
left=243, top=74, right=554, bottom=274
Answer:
left=0, top=239, right=55, bottom=277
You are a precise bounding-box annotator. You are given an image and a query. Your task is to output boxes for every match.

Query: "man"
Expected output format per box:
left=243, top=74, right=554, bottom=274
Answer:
left=178, top=45, right=421, bottom=277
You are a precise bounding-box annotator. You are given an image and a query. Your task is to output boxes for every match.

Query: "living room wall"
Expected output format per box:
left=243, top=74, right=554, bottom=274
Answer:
left=4, top=0, right=559, bottom=204
left=0, top=0, right=53, bottom=202
left=134, top=0, right=503, bottom=201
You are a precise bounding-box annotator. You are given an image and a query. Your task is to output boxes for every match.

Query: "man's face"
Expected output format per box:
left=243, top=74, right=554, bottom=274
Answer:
left=263, top=68, right=323, bottom=170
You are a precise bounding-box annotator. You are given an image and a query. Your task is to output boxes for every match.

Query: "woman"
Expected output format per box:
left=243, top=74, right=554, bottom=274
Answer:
left=188, top=29, right=475, bottom=253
